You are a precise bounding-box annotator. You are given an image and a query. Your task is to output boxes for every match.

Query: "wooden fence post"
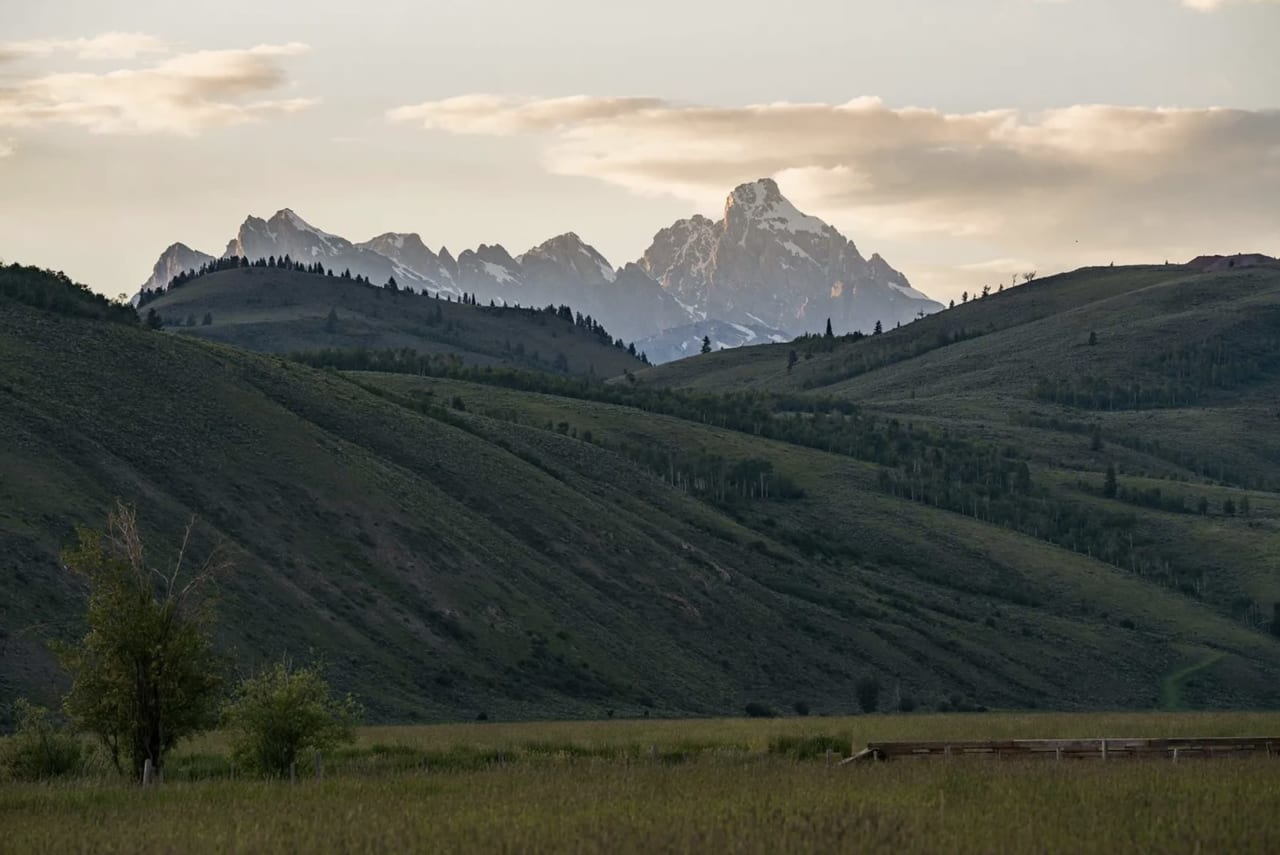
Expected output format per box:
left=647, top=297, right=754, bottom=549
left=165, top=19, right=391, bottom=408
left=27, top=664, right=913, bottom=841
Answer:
left=825, top=749, right=833, bottom=767
left=315, top=750, right=324, bottom=780
left=650, top=744, right=658, bottom=761
left=142, top=758, right=153, bottom=787
left=290, top=762, right=297, bottom=785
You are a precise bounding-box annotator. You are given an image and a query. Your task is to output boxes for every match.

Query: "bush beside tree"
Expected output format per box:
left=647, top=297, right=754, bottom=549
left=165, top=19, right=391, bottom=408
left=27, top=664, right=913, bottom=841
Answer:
left=222, top=661, right=361, bottom=779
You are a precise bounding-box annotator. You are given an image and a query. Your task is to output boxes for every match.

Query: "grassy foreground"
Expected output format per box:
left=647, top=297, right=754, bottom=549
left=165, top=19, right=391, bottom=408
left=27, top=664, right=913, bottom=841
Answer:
left=5, top=713, right=1280, bottom=853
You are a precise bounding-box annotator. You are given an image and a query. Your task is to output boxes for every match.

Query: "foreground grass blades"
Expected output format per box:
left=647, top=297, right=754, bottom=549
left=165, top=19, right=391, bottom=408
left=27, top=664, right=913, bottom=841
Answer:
left=5, top=757, right=1280, bottom=853
left=5, top=713, right=1280, bottom=853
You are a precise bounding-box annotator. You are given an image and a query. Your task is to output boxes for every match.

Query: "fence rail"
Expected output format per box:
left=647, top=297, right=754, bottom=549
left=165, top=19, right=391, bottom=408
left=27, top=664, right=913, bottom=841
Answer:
left=844, top=737, right=1280, bottom=763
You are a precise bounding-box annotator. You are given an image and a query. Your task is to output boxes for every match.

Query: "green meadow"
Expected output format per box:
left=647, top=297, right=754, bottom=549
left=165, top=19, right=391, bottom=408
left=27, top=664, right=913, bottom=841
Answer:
left=5, top=712, right=1280, bottom=854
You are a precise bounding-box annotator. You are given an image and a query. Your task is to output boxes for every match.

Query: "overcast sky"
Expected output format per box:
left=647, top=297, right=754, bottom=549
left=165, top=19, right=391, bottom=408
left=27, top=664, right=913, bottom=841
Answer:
left=2, top=0, right=1277, bottom=302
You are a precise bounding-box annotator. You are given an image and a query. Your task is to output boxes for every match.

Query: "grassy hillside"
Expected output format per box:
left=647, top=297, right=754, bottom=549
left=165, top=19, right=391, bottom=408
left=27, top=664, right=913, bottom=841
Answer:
left=2, top=263, right=1279, bottom=727
left=624, top=263, right=1280, bottom=636
left=144, top=267, right=645, bottom=377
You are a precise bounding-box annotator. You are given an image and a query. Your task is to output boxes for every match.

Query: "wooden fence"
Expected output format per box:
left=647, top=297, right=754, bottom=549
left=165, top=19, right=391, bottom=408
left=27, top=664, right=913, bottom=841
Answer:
left=844, top=737, right=1280, bottom=764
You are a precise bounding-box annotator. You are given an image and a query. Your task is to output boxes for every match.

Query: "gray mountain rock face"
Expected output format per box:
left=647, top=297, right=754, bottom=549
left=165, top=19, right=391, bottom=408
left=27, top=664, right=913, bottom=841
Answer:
left=641, top=179, right=941, bottom=336
left=357, top=233, right=460, bottom=296
left=136, top=242, right=215, bottom=300
left=136, top=180, right=940, bottom=355
left=223, top=209, right=428, bottom=291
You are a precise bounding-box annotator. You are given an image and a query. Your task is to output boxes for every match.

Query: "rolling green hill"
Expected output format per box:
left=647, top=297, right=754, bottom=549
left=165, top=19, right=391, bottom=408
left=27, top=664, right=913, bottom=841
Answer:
left=143, top=267, right=646, bottom=377
left=2, top=263, right=1279, bottom=727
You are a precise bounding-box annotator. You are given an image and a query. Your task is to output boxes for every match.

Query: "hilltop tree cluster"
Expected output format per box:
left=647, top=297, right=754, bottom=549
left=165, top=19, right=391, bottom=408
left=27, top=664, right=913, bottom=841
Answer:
left=0, top=264, right=137, bottom=324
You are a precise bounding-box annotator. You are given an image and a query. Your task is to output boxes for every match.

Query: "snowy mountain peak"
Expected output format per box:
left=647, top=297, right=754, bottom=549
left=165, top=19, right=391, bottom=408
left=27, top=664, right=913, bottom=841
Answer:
left=269, top=208, right=343, bottom=243
left=520, top=232, right=617, bottom=283
left=641, top=179, right=941, bottom=336
left=724, top=178, right=831, bottom=237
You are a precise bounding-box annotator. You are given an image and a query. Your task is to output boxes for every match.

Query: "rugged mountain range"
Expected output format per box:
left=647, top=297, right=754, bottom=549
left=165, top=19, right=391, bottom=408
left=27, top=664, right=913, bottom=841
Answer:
left=138, top=181, right=941, bottom=354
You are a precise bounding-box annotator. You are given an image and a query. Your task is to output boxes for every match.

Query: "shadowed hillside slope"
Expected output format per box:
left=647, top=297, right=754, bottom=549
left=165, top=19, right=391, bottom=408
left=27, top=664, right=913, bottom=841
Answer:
left=3, top=264, right=1279, bottom=726
left=143, top=267, right=646, bottom=377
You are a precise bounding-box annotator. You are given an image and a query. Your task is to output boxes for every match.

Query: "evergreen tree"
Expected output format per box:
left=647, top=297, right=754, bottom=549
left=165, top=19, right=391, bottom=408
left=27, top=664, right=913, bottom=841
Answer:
left=701, top=335, right=712, bottom=354
left=386, top=276, right=399, bottom=292
left=324, top=307, right=339, bottom=334
left=201, top=313, right=213, bottom=326
left=1223, top=497, right=1237, bottom=516
left=1271, top=603, right=1280, bottom=639
left=145, top=308, right=163, bottom=330
left=1089, top=331, right=1098, bottom=346
left=787, top=349, right=798, bottom=374
left=855, top=675, right=880, bottom=713
left=824, top=318, right=834, bottom=338
left=873, top=320, right=883, bottom=336
left=1103, top=463, right=1117, bottom=498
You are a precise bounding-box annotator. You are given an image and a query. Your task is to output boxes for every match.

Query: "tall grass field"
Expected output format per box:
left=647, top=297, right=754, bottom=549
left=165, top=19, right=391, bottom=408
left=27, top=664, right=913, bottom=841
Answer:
left=5, top=711, right=1280, bottom=853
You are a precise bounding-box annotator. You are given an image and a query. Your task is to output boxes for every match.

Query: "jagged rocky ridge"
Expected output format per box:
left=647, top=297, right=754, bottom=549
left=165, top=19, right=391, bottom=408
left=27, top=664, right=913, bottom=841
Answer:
left=138, top=181, right=941, bottom=355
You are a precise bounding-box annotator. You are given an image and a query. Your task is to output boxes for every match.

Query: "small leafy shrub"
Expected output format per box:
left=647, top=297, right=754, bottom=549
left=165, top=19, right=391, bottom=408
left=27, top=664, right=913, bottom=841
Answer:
left=222, top=662, right=362, bottom=779
left=0, top=700, right=82, bottom=781
left=744, top=702, right=776, bottom=718
left=793, top=701, right=810, bottom=717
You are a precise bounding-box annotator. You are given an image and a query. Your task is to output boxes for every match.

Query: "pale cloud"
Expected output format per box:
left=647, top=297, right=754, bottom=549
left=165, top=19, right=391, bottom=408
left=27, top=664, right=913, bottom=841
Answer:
left=1, top=32, right=170, bottom=60
left=0, top=43, right=315, bottom=135
left=388, top=94, right=1280, bottom=274
left=0, top=139, right=13, bottom=158
left=388, top=95, right=666, bottom=135
left=1183, top=0, right=1280, bottom=9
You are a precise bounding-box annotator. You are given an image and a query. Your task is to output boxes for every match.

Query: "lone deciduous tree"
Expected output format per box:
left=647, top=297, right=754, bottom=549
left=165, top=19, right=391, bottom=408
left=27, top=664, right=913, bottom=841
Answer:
left=59, top=502, right=228, bottom=782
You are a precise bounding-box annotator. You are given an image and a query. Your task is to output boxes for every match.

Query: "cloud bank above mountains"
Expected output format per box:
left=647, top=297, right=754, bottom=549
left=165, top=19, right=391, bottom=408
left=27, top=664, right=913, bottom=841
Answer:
left=389, top=94, right=1280, bottom=272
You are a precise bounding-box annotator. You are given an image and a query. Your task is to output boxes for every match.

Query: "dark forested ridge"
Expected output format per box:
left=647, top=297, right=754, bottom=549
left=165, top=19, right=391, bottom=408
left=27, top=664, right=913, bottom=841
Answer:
left=139, top=266, right=648, bottom=377
left=2, top=262, right=1279, bottom=727
left=0, top=264, right=138, bottom=325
